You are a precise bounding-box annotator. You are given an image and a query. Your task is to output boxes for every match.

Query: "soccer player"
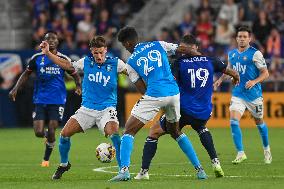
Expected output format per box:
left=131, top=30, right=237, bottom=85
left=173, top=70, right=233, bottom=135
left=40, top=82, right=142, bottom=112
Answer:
left=214, top=26, right=272, bottom=164
left=8, top=31, right=81, bottom=167
left=110, top=27, right=208, bottom=182
left=40, top=36, right=127, bottom=180
left=134, top=34, right=240, bottom=180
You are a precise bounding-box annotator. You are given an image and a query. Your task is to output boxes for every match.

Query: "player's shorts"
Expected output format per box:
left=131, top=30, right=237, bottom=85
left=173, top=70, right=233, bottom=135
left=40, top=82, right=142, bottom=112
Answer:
left=71, top=106, right=119, bottom=134
left=160, top=110, right=209, bottom=132
left=229, top=96, right=264, bottom=118
left=131, top=94, right=180, bottom=124
left=33, top=104, right=64, bottom=121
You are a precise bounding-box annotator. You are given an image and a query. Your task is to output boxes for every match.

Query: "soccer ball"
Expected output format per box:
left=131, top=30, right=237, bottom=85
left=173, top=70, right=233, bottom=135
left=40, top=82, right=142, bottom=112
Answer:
left=96, top=143, right=116, bottom=163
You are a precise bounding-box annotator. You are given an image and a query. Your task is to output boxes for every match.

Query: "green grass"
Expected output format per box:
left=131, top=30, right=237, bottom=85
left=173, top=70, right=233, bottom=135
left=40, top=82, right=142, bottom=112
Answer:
left=0, top=128, right=284, bottom=189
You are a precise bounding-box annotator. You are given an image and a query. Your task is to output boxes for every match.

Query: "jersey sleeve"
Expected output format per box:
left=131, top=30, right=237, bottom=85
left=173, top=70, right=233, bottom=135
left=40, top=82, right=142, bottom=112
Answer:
left=126, top=64, right=140, bottom=83
left=71, top=57, right=85, bottom=71
left=26, top=56, right=37, bottom=72
left=253, top=50, right=267, bottom=69
left=117, top=59, right=127, bottom=73
left=158, top=41, right=178, bottom=56
left=212, top=57, right=227, bottom=73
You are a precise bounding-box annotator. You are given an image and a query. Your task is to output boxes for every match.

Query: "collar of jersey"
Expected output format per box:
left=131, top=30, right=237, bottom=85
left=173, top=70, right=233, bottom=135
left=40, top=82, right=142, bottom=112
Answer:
left=237, top=45, right=250, bottom=54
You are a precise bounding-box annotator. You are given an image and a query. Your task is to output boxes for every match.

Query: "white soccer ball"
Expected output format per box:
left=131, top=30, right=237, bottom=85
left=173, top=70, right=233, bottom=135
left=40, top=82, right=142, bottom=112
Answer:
left=96, top=143, right=116, bottom=163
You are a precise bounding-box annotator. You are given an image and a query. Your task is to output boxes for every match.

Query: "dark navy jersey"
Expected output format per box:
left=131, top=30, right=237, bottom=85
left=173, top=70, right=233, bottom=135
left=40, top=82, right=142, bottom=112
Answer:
left=27, top=52, right=71, bottom=105
left=172, top=55, right=227, bottom=120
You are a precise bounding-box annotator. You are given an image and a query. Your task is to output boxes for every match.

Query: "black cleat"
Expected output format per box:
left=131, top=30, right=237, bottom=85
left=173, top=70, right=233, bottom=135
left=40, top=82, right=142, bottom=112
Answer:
left=52, top=162, right=71, bottom=180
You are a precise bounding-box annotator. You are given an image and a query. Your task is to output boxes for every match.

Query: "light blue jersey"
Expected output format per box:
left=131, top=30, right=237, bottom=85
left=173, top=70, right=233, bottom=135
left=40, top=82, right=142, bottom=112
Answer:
left=127, top=41, right=179, bottom=97
left=228, top=46, right=267, bottom=102
left=72, top=55, right=126, bottom=110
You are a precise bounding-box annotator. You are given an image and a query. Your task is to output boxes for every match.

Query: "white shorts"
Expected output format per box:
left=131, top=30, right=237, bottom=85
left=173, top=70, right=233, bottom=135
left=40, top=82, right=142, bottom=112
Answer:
left=71, top=106, right=119, bottom=134
left=131, top=94, right=180, bottom=124
left=229, top=96, right=264, bottom=119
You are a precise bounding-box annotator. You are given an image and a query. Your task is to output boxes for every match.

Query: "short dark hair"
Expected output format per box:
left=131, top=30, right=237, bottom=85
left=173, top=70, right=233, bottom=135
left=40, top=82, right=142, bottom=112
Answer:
left=117, top=26, right=138, bottom=43
left=180, top=34, right=199, bottom=46
left=89, top=36, right=107, bottom=48
left=237, top=26, right=252, bottom=35
left=44, top=30, right=58, bottom=36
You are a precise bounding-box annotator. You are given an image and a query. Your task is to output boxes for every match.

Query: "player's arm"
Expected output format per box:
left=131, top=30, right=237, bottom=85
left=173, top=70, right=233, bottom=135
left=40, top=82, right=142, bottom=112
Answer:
left=8, top=57, right=36, bottom=101
left=245, top=51, right=269, bottom=89
left=66, top=70, right=82, bottom=95
left=213, top=58, right=239, bottom=90
left=40, top=41, right=75, bottom=72
left=159, top=41, right=201, bottom=56
left=126, top=64, right=146, bottom=95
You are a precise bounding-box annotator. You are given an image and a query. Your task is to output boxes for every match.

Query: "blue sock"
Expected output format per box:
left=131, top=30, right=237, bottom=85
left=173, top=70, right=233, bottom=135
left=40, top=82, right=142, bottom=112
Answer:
left=230, top=119, right=243, bottom=152
left=59, top=135, right=71, bottom=164
left=176, top=133, right=201, bottom=168
left=120, top=134, right=134, bottom=169
left=110, top=134, right=121, bottom=168
left=257, top=122, right=269, bottom=148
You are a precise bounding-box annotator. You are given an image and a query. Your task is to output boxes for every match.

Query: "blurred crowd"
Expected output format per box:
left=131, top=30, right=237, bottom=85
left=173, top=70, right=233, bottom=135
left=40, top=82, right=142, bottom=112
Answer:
left=30, top=0, right=145, bottom=51
left=155, top=0, right=284, bottom=90
left=29, top=0, right=284, bottom=91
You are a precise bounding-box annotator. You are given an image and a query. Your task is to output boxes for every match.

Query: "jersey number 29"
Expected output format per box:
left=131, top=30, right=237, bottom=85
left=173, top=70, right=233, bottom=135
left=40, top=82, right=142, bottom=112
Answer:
left=137, top=50, right=162, bottom=76
left=188, top=68, right=209, bottom=88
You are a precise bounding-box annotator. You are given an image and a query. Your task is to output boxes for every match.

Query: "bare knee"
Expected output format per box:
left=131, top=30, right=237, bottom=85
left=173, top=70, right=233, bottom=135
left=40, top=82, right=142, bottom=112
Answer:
left=60, top=118, right=83, bottom=137
left=149, top=122, right=165, bottom=139
left=166, top=121, right=182, bottom=139
left=254, top=118, right=263, bottom=125
left=104, top=121, right=119, bottom=136
left=34, top=130, right=45, bottom=138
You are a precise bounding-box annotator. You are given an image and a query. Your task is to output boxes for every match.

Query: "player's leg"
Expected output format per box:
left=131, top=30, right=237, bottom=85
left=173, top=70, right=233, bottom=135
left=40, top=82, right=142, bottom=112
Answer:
left=229, top=97, right=247, bottom=164
left=109, top=96, right=159, bottom=182
left=98, top=107, right=121, bottom=169
left=42, top=105, right=63, bottom=167
left=164, top=95, right=207, bottom=179
left=33, top=104, right=45, bottom=138
left=52, top=107, right=94, bottom=180
left=32, top=104, right=48, bottom=166
left=135, top=116, right=166, bottom=180
left=247, top=98, right=272, bottom=164
left=189, top=114, right=224, bottom=177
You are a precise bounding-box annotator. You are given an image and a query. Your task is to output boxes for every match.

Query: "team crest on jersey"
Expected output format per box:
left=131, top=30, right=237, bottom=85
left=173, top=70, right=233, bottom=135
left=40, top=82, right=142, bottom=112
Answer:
left=232, top=53, right=236, bottom=58
left=106, top=65, right=112, bottom=72
left=243, top=56, right=247, bottom=61
left=40, top=57, right=45, bottom=65
left=90, top=61, right=94, bottom=67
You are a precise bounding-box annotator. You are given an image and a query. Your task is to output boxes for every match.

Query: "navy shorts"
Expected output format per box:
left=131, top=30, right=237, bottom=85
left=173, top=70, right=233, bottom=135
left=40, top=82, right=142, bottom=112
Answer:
left=160, top=110, right=209, bottom=133
left=33, top=104, right=65, bottom=121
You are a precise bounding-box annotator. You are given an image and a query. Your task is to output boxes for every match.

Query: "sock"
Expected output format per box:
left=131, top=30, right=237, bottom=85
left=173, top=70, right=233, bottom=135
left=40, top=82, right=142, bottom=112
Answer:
left=59, top=135, right=71, bottom=165
left=176, top=133, right=201, bottom=168
left=110, top=134, right=121, bottom=168
left=197, top=126, right=218, bottom=160
left=230, top=119, right=243, bottom=152
left=257, top=122, right=269, bottom=148
left=141, top=137, right=158, bottom=170
left=43, top=141, right=55, bottom=161
left=120, top=134, right=134, bottom=170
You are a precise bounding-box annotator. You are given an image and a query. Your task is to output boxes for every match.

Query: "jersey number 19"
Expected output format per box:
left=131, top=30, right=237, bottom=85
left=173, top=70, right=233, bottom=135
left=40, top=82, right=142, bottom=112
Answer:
left=188, top=68, right=209, bottom=88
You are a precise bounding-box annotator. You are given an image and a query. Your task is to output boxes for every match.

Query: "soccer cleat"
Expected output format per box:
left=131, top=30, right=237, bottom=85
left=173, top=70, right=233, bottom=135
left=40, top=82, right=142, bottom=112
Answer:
left=232, top=153, right=247, bottom=164
left=41, top=160, right=49, bottom=167
left=212, top=163, right=224, bottom=178
left=134, top=169, right=149, bottom=180
left=109, top=171, right=131, bottom=182
left=52, top=162, right=71, bottom=180
left=264, top=149, right=272, bottom=164
left=196, top=169, right=208, bottom=179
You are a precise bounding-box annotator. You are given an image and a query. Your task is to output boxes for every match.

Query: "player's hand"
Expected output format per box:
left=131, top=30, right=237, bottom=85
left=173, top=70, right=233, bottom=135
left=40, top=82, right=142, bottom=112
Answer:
left=232, top=74, right=240, bottom=86
left=39, top=41, right=50, bottom=54
left=75, top=86, right=82, bottom=96
left=245, top=80, right=257, bottom=90
left=213, top=79, right=222, bottom=91
left=8, top=88, right=17, bottom=101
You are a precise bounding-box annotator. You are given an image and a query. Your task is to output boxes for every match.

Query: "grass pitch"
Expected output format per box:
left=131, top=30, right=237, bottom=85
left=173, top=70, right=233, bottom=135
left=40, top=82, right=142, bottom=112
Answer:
left=0, top=128, right=284, bottom=189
